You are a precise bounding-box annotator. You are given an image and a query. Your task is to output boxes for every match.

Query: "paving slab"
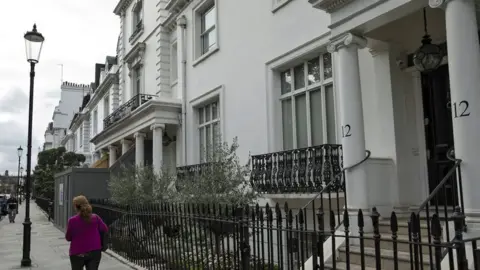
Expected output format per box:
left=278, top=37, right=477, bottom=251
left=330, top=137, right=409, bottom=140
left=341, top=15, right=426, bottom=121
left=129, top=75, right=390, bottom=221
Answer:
left=0, top=202, right=135, bottom=270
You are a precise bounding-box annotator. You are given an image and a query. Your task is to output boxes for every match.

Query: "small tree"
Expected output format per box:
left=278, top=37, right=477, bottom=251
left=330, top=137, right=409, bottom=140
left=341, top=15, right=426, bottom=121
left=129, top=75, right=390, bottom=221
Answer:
left=176, top=137, right=256, bottom=206
left=33, top=147, right=86, bottom=199
left=108, top=165, right=175, bottom=205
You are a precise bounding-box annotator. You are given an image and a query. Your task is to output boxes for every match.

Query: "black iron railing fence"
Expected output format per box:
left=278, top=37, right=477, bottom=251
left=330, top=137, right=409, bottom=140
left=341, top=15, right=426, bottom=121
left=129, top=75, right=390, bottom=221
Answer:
left=90, top=199, right=479, bottom=270
left=35, top=196, right=54, bottom=221
left=411, top=147, right=466, bottom=268
left=250, top=144, right=343, bottom=194
left=103, top=94, right=155, bottom=129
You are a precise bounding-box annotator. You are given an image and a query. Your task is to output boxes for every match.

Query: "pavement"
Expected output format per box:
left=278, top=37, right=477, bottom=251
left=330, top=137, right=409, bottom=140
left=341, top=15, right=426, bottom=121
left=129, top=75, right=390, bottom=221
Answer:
left=0, top=202, right=135, bottom=270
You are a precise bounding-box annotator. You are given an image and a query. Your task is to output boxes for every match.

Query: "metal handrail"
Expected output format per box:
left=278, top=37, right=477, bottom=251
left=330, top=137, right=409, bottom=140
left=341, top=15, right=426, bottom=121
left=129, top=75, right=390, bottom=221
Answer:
left=415, top=148, right=462, bottom=216
left=300, top=150, right=371, bottom=211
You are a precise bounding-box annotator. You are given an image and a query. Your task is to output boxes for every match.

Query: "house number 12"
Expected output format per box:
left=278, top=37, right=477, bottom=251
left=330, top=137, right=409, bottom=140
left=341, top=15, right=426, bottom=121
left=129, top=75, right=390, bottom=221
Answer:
left=453, top=100, right=470, bottom=118
left=342, top=124, right=352, bottom=138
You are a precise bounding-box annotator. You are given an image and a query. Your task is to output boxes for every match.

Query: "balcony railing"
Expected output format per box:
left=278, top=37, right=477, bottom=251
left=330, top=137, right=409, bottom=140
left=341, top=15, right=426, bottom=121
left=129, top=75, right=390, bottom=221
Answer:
left=250, top=144, right=343, bottom=194
left=103, top=94, right=155, bottom=129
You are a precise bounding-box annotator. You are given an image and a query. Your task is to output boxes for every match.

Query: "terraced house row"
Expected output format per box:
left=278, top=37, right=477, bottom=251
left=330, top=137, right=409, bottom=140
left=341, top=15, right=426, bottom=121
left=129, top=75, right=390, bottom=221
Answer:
left=43, top=0, right=480, bottom=268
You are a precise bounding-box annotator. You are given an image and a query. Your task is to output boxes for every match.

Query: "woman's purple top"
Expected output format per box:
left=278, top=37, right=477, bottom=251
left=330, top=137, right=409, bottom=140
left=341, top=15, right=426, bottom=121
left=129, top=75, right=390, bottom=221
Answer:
left=66, top=214, right=108, bottom=256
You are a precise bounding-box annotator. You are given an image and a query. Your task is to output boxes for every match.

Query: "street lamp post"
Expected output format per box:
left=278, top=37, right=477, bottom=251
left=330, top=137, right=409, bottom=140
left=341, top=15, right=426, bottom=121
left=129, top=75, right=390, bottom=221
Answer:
left=21, top=24, right=44, bottom=267
left=16, top=146, right=23, bottom=202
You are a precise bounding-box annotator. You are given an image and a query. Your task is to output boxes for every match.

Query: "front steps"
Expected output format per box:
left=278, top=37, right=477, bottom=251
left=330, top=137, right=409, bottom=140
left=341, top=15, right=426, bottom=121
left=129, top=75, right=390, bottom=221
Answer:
left=326, top=217, right=438, bottom=270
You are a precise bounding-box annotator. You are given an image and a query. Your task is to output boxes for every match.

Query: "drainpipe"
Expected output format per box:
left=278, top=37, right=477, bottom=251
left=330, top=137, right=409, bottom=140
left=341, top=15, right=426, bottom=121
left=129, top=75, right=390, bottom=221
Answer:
left=177, top=16, right=187, bottom=165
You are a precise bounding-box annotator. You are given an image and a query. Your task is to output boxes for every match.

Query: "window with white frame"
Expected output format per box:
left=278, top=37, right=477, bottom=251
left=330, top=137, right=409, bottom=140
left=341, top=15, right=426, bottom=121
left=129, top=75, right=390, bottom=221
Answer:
left=92, top=110, right=98, bottom=135
left=79, top=126, right=84, bottom=149
left=198, top=100, right=220, bottom=162
left=133, top=0, right=143, bottom=28
left=104, top=96, right=110, bottom=119
left=280, top=52, right=335, bottom=150
left=200, top=4, right=216, bottom=55
left=171, top=42, right=178, bottom=84
left=133, top=67, right=142, bottom=96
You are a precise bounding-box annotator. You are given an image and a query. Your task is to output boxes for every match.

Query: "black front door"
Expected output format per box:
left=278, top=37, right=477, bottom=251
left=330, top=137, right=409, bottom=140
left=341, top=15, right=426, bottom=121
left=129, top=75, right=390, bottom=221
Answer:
left=421, top=64, right=457, bottom=205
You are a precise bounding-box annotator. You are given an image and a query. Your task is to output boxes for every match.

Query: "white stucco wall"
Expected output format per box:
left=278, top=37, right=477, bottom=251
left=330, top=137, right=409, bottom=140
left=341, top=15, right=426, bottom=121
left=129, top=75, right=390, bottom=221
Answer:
left=171, top=0, right=331, bottom=165
left=120, top=0, right=159, bottom=101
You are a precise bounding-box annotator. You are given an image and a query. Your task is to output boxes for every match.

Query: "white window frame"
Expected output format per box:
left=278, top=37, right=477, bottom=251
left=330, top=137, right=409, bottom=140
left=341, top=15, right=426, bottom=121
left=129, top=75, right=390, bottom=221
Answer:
left=104, top=96, right=110, bottom=119
left=132, top=0, right=143, bottom=30
left=190, top=85, right=225, bottom=163
left=197, top=100, right=220, bottom=162
left=272, top=0, right=294, bottom=13
left=170, top=41, right=178, bottom=86
left=132, top=67, right=142, bottom=96
left=92, top=109, right=98, bottom=136
left=192, top=0, right=219, bottom=66
left=279, top=53, right=336, bottom=150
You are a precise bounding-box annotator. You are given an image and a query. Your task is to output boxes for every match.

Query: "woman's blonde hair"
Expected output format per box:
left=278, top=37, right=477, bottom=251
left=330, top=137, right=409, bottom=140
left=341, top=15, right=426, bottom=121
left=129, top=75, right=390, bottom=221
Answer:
left=73, top=195, right=92, bottom=222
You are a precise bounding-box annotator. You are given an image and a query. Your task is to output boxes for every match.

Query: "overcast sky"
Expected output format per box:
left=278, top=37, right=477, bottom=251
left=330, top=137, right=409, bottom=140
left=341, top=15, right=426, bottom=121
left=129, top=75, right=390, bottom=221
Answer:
left=0, top=0, right=119, bottom=175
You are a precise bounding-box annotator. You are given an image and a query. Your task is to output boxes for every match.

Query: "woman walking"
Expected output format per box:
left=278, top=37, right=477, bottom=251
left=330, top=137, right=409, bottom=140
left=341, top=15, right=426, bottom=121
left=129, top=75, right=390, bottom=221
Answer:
left=66, top=195, right=108, bottom=270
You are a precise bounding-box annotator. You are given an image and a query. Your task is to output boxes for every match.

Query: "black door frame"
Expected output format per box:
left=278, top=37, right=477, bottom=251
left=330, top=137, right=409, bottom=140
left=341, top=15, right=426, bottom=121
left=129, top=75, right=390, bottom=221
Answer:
left=420, top=64, right=457, bottom=206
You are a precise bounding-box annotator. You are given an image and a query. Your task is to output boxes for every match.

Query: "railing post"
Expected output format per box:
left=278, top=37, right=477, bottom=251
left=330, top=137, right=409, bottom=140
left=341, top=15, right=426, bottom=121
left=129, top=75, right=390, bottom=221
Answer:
left=238, top=207, right=250, bottom=270
left=452, top=206, right=468, bottom=270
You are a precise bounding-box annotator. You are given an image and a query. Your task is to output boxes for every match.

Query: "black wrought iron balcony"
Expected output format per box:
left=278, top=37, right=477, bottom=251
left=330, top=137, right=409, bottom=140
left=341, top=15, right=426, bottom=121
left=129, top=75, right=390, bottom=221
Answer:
left=250, top=144, right=343, bottom=194
left=103, top=94, right=155, bottom=129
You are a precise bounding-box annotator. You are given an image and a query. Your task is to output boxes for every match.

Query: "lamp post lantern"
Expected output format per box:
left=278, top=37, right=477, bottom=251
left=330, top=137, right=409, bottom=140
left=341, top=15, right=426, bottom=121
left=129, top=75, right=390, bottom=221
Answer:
left=16, top=146, right=23, bottom=203
left=21, top=24, right=44, bottom=267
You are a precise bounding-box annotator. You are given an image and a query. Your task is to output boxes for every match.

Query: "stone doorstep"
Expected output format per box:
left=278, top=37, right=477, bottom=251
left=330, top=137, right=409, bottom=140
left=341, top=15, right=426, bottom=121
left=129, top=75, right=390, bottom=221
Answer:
left=379, top=220, right=430, bottom=236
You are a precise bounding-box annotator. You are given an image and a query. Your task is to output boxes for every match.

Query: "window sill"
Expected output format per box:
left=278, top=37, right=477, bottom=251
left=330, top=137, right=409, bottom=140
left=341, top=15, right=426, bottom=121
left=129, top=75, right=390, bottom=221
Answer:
left=193, top=45, right=219, bottom=67
left=272, top=0, right=293, bottom=13
left=129, top=27, right=144, bottom=44
left=171, top=80, right=178, bottom=87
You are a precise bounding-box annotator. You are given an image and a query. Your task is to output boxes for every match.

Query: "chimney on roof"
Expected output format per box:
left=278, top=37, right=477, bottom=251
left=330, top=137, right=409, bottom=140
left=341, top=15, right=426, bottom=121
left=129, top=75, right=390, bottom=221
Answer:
left=4, top=170, right=8, bottom=176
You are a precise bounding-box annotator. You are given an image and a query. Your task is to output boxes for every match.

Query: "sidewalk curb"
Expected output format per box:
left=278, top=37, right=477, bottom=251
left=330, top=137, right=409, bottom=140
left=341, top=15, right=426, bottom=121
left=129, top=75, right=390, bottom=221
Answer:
left=104, top=250, right=148, bottom=270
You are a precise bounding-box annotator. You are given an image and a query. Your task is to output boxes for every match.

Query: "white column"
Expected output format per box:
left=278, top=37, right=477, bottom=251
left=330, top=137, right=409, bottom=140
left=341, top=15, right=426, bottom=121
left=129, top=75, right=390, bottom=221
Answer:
left=121, top=139, right=132, bottom=155
left=108, top=146, right=117, bottom=167
left=328, top=33, right=369, bottom=211
left=151, top=124, right=165, bottom=173
left=134, top=132, right=146, bottom=167
left=430, top=0, right=480, bottom=217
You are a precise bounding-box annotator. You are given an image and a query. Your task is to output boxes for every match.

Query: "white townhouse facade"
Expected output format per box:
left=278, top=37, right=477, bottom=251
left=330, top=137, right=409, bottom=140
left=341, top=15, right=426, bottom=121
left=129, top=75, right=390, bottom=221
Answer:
left=61, top=57, right=120, bottom=166
left=91, top=0, right=181, bottom=172
left=87, top=0, right=480, bottom=266
left=43, top=82, right=90, bottom=151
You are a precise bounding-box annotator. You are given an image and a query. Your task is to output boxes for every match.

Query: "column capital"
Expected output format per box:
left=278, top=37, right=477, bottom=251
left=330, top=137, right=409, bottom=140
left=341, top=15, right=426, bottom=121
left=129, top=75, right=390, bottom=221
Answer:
left=108, top=145, right=117, bottom=151
left=134, top=132, right=146, bottom=139
left=327, top=33, right=367, bottom=53
left=151, top=124, right=165, bottom=131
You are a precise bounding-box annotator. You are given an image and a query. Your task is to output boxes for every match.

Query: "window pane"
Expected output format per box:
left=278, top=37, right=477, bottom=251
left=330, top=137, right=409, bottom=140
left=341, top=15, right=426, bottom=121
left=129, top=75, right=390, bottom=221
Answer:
left=295, top=94, right=308, bottom=148
left=308, top=58, right=320, bottom=85
left=206, top=125, right=211, bottom=160
left=213, top=122, right=220, bottom=149
left=294, top=64, right=305, bottom=90
left=212, top=102, right=218, bottom=119
left=323, top=53, right=332, bottom=79
left=203, top=6, right=215, bottom=31
left=199, top=128, right=205, bottom=162
left=280, top=70, right=292, bottom=95
left=205, top=104, right=211, bottom=122
left=171, top=44, right=178, bottom=82
left=282, top=99, right=293, bottom=150
left=199, top=108, right=204, bottom=124
left=325, top=85, right=336, bottom=143
left=310, top=89, right=323, bottom=146
left=208, top=29, right=217, bottom=49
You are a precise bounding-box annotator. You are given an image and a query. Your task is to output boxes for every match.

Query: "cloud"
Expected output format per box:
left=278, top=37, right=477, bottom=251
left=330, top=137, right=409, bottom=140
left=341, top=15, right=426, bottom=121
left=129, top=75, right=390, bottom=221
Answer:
left=0, top=120, right=41, bottom=174
left=0, top=89, right=29, bottom=114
